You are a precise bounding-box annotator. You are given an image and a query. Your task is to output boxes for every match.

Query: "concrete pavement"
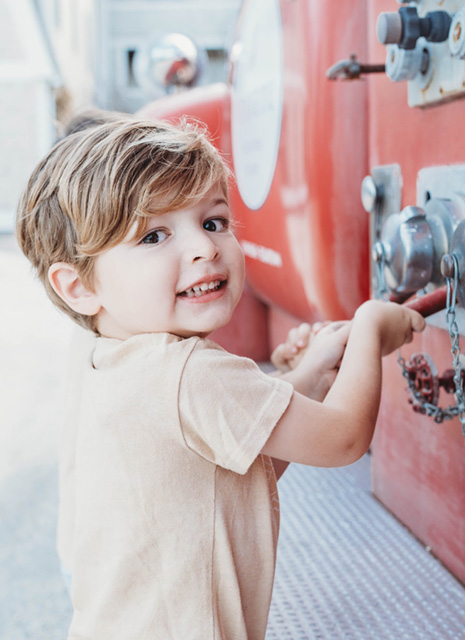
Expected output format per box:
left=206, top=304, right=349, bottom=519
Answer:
left=0, top=234, right=72, bottom=638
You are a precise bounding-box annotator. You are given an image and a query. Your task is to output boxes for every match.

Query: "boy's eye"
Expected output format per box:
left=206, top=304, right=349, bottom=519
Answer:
left=140, top=229, right=169, bottom=245
left=203, top=217, right=229, bottom=233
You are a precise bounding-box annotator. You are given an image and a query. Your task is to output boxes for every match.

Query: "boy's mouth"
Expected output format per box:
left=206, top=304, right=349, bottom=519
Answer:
left=178, top=279, right=225, bottom=299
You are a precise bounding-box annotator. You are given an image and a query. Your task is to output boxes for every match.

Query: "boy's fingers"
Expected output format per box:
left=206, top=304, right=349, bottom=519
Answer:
left=297, top=322, right=311, bottom=336
left=410, top=310, right=426, bottom=333
left=296, top=323, right=311, bottom=347
left=404, top=331, right=414, bottom=345
left=287, top=327, right=299, bottom=346
left=322, top=322, right=342, bottom=334
left=310, top=321, right=326, bottom=335
left=318, top=320, right=350, bottom=335
left=335, top=322, right=351, bottom=341
left=270, top=344, right=285, bottom=367
left=403, top=315, right=424, bottom=346
left=287, top=325, right=309, bottom=353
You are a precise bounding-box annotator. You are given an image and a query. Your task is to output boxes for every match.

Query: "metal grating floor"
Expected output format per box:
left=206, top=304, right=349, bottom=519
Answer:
left=266, top=455, right=465, bottom=640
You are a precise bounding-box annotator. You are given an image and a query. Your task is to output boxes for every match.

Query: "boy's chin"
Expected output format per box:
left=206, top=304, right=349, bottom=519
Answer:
left=174, top=327, right=215, bottom=339
left=175, top=318, right=232, bottom=340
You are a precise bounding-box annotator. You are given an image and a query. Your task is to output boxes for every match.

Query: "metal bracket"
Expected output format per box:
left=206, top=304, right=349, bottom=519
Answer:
left=326, top=54, right=385, bottom=80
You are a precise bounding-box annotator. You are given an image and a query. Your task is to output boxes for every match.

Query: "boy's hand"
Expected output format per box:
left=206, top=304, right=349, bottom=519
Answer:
left=295, top=321, right=351, bottom=400
left=354, top=300, right=426, bottom=356
left=274, top=320, right=351, bottom=401
left=271, top=321, right=338, bottom=372
left=271, top=322, right=312, bottom=372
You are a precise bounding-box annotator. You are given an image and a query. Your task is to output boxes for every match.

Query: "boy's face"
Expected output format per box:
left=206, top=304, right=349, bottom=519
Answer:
left=91, top=185, right=245, bottom=340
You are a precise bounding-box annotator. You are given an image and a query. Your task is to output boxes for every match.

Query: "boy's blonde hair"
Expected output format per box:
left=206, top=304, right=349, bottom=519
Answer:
left=61, top=107, right=131, bottom=137
left=16, top=117, right=230, bottom=332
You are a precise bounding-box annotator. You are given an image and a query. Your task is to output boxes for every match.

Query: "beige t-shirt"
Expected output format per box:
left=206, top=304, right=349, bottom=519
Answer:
left=61, top=333, right=293, bottom=640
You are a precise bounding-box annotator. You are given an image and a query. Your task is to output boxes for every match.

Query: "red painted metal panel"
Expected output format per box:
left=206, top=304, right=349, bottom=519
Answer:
left=373, top=329, right=465, bottom=583
left=228, top=0, right=370, bottom=323
left=368, top=0, right=465, bottom=584
left=137, top=82, right=230, bottom=151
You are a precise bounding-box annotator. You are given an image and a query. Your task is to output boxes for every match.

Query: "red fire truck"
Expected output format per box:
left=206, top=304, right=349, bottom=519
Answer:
left=138, top=0, right=465, bottom=586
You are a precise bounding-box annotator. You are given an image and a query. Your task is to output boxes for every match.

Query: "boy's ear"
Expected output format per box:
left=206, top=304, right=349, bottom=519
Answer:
left=48, top=263, right=101, bottom=316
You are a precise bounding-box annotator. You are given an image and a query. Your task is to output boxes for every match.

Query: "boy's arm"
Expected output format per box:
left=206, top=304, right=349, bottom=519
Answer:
left=262, top=301, right=425, bottom=468
left=269, top=321, right=350, bottom=479
left=276, top=321, right=351, bottom=401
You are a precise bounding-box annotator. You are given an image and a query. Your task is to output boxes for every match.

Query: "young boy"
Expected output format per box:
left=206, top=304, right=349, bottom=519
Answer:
left=16, top=117, right=425, bottom=640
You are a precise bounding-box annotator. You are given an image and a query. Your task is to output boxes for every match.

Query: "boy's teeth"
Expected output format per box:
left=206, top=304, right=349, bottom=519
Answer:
left=184, top=280, right=221, bottom=297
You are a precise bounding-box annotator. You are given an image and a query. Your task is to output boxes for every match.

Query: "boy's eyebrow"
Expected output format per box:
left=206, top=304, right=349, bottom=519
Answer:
left=211, top=198, right=229, bottom=208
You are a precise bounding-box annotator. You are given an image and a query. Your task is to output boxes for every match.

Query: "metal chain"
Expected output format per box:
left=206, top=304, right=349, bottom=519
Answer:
left=374, top=248, right=390, bottom=301
left=445, top=254, right=465, bottom=435
left=375, top=236, right=465, bottom=430
left=396, top=253, right=465, bottom=430
left=396, top=350, right=458, bottom=423
left=375, top=248, right=447, bottom=419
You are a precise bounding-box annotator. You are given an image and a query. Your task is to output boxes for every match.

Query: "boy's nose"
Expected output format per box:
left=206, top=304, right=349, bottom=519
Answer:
left=187, top=231, right=219, bottom=263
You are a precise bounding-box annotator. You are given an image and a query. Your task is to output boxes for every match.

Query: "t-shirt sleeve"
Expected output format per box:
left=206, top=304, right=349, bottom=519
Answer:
left=178, top=340, right=294, bottom=474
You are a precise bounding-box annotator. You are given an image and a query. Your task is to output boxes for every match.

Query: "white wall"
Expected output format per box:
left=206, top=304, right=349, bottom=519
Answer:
left=38, top=0, right=96, bottom=115
left=0, top=0, right=57, bottom=232
left=96, top=0, right=242, bottom=112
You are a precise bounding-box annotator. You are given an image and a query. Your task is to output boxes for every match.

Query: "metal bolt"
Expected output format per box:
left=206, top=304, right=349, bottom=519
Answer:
left=361, top=175, right=380, bottom=213
left=373, top=241, right=385, bottom=264
left=441, top=253, right=455, bottom=279
left=449, top=9, right=465, bottom=59
left=452, top=21, right=462, bottom=44
left=377, top=12, right=403, bottom=46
